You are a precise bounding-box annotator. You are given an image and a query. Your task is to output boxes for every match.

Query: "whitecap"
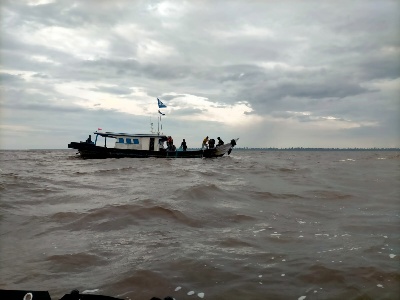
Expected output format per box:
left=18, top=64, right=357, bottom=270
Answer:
left=377, top=284, right=384, bottom=288
left=175, top=286, right=182, bottom=291
left=389, top=254, right=396, bottom=258
left=82, top=289, right=99, bottom=294
left=188, top=291, right=195, bottom=295
left=197, top=292, right=204, bottom=298
left=298, top=296, right=306, bottom=300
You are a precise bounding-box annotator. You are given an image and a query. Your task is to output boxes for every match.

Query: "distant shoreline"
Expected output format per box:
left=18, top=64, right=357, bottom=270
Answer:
left=232, top=148, right=400, bottom=151
left=0, top=148, right=399, bottom=151
left=189, top=147, right=400, bottom=151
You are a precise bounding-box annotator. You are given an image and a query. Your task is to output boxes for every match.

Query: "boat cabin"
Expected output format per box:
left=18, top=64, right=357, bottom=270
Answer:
left=93, top=132, right=168, bottom=151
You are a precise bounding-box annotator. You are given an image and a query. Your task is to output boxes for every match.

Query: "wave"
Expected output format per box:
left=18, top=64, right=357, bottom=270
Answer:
left=45, top=252, right=107, bottom=272
left=106, top=270, right=173, bottom=300
left=307, top=190, right=354, bottom=200
left=252, top=191, right=305, bottom=200
left=49, top=203, right=201, bottom=231
left=173, top=183, right=230, bottom=201
left=218, top=237, right=254, bottom=248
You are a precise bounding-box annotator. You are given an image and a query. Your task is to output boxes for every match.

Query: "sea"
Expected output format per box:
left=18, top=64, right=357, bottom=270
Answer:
left=0, top=149, right=399, bottom=300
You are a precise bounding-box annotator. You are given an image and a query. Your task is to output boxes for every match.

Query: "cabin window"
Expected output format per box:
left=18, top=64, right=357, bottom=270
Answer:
left=116, top=138, right=139, bottom=144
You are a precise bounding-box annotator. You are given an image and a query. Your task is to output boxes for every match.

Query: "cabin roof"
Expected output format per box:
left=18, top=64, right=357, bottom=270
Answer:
left=94, top=131, right=167, bottom=139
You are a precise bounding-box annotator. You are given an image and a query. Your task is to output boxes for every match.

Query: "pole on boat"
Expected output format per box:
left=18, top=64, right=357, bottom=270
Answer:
left=150, top=117, right=154, bottom=134
left=157, top=98, right=166, bottom=135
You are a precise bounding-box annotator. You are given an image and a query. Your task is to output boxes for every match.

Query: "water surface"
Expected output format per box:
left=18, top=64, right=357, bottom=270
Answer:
left=0, top=150, right=399, bottom=299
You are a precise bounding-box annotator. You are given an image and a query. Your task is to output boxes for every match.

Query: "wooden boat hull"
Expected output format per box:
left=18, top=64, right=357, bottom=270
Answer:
left=68, top=140, right=237, bottom=159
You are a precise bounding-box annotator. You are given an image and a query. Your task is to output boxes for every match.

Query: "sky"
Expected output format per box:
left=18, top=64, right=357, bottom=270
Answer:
left=1, top=0, right=399, bottom=149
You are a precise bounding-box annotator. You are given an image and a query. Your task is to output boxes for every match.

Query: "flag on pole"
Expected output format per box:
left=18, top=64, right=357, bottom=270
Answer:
left=157, top=98, right=167, bottom=108
left=158, top=110, right=165, bottom=116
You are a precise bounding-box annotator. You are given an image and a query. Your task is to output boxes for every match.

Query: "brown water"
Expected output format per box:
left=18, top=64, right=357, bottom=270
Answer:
left=0, top=150, right=399, bottom=300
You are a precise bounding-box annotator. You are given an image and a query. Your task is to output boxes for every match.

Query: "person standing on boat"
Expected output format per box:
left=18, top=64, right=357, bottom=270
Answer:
left=217, top=137, right=224, bottom=147
left=208, top=138, right=215, bottom=149
left=181, top=139, right=187, bottom=151
left=167, top=136, right=173, bottom=150
left=202, top=136, right=209, bottom=149
left=86, top=135, right=93, bottom=144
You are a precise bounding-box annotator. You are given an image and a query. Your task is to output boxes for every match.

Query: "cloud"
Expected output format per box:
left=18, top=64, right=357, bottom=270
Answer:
left=1, top=0, right=399, bottom=149
left=89, top=85, right=133, bottom=95
left=0, top=72, right=26, bottom=83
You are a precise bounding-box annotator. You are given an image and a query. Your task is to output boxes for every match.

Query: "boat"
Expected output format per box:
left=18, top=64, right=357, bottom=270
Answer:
left=68, top=131, right=238, bottom=159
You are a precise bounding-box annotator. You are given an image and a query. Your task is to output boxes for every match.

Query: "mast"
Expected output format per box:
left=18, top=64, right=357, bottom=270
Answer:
left=158, top=114, right=163, bottom=135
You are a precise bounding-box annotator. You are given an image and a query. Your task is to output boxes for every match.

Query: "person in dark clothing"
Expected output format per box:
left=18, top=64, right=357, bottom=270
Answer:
left=208, top=138, right=215, bottom=149
left=217, top=137, right=224, bottom=146
left=181, top=139, right=187, bottom=151
left=86, top=135, right=93, bottom=144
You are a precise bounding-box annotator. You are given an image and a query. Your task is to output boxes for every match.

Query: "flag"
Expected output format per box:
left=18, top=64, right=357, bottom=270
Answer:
left=158, top=110, right=165, bottom=116
left=98, top=128, right=102, bottom=131
left=157, top=98, right=167, bottom=108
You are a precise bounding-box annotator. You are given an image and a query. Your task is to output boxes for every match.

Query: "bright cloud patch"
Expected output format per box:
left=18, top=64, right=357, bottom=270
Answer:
left=54, top=82, right=152, bottom=115
left=27, top=0, right=55, bottom=5
left=30, top=55, right=60, bottom=65
left=26, top=26, right=110, bottom=60
left=271, top=111, right=379, bottom=129
left=166, top=94, right=262, bottom=126
left=212, top=24, right=275, bottom=39
left=53, top=84, right=261, bottom=127
left=137, top=40, right=176, bottom=63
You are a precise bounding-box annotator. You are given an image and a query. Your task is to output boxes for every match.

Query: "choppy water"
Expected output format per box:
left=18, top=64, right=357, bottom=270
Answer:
left=0, top=150, right=399, bottom=300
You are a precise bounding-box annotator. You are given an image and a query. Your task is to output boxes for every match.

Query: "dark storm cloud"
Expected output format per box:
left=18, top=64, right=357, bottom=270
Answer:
left=0, top=72, right=25, bottom=83
left=1, top=87, right=84, bottom=113
left=246, top=78, right=370, bottom=103
left=358, top=53, right=400, bottom=81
